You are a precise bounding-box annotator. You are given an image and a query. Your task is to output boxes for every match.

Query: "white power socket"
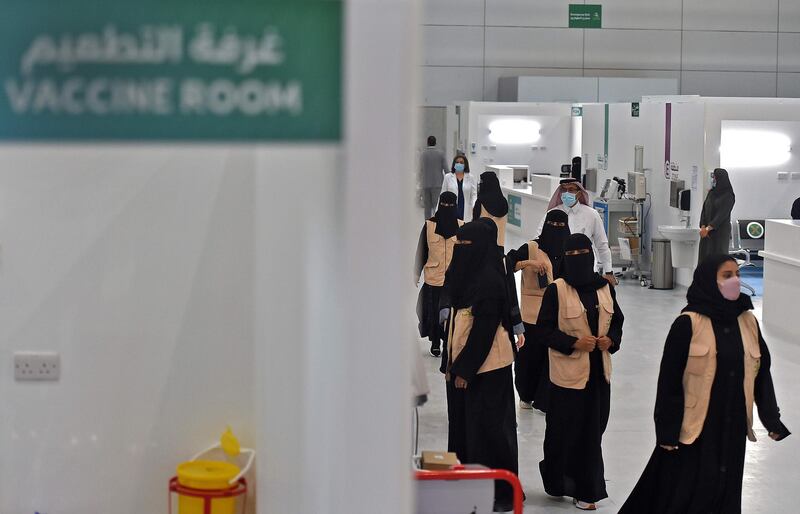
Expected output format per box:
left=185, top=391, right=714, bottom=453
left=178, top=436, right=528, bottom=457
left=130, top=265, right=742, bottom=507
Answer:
left=14, top=352, right=60, bottom=381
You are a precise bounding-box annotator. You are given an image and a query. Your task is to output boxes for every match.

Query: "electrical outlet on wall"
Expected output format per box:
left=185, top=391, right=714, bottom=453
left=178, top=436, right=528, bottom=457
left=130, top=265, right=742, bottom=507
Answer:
left=14, top=352, right=60, bottom=381
left=778, top=172, right=789, bottom=180
left=791, top=172, right=800, bottom=180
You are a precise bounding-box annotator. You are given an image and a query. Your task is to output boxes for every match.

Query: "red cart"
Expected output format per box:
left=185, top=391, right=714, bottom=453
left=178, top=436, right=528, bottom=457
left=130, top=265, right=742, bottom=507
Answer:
left=415, top=465, right=524, bottom=514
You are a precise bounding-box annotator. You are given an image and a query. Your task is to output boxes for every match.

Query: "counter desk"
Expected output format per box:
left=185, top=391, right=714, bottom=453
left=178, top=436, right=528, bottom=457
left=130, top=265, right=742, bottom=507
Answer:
left=759, top=219, right=800, bottom=339
left=502, top=177, right=560, bottom=243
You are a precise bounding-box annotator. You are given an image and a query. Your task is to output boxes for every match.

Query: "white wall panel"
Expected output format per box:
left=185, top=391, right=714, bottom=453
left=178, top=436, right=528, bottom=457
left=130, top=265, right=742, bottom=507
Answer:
left=423, top=25, right=484, bottom=66
left=423, top=0, right=485, bottom=26
left=779, top=0, right=800, bottom=32
left=778, top=73, right=800, bottom=97
left=485, top=27, right=583, bottom=67
left=683, top=0, right=779, bottom=32
left=779, top=33, right=800, bottom=72
left=682, top=31, right=777, bottom=72
left=590, top=69, right=681, bottom=79
left=485, top=0, right=567, bottom=28
left=584, top=30, right=682, bottom=70
left=423, top=66, right=485, bottom=106
left=484, top=68, right=587, bottom=101
left=602, top=0, right=682, bottom=30
left=681, top=71, right=777, bottom=97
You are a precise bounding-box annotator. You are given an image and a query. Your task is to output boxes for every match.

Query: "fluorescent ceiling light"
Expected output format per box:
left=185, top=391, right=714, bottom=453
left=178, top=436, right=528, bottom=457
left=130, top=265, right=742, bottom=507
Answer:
left=720, top=130, right=791, bottom=168
left=488, top=119, right=541, bottom=145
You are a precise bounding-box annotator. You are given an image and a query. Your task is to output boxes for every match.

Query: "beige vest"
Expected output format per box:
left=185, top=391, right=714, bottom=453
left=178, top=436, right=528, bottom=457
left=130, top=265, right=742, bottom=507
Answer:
left=549, top=279, right=614, bottom=390
left=423, top=220, right=463, bottom=287
left=448, top=307, right=515, bottom=375
left=480, top=206, right=507, bottom=247
left=679, top=311, right=761, bottom=445
left=517, top=241, right=554, bottom=324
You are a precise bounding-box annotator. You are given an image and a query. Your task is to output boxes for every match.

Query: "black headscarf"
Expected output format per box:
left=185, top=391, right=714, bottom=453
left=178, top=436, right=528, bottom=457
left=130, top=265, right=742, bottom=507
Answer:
left=432, top=192, right=459, bottom=238
left=792, top=197, right=800, bottom=220
left=711, top=168, right=733, bottom=193
left=475, top=172, right=509, bottom=218
left=537, top=210, right=571, bottom=278
left=445, top=219, right=502, bottom=309
left=562, top=234, right=607, bottom=291
left=683, top=254, right=753, bottom=322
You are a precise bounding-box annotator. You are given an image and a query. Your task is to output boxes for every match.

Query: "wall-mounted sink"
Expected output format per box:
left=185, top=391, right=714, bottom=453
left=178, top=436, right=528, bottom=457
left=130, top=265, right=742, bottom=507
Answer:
left=658, top=225, right=700, bottom=242
left=658, top=225, right=700, bottom=268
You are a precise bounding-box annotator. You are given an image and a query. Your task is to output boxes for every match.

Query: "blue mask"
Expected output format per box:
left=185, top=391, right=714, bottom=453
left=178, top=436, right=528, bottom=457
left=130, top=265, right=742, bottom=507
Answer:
left=561, top=192, right=577, bottom=207
left=454, top=163, right=465, bottom=173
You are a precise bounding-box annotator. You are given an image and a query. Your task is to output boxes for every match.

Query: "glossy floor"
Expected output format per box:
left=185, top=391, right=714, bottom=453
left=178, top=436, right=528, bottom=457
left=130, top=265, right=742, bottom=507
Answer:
left=415, top=262, right=799, bottom=513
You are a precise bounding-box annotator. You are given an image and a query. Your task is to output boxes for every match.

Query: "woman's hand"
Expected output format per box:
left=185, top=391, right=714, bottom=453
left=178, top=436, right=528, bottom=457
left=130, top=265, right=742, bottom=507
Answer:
left=573, top=336, right=597, bottom=352
left=596, top=336, right=613, bottom=352
left=700, top=226, right=712, bottom=238
left=516, top=333, right=526, bottom=350
left=769, top=432, right=783, bottom=441
left=660, top=445, right=679, bottom=451
left=454, top=376, right=468, bottom=389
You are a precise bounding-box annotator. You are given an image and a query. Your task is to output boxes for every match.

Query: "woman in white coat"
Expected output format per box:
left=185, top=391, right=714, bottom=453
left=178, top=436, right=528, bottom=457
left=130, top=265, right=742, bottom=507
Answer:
left=441, top=155, right=478, bottom=222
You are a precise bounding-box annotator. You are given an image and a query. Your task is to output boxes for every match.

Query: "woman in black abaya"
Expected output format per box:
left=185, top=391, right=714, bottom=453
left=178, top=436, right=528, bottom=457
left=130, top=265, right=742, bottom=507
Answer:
left=699, top=168, right=736, bottom=262
left=508, top=209, right=571, bottom=412
left=415, top=192, right=461, bottom=357
left=619, top=254, right=790, bottom=514
left=441, top=218, right=521, bottom=513
left=537, top=234, right=624, bottom=511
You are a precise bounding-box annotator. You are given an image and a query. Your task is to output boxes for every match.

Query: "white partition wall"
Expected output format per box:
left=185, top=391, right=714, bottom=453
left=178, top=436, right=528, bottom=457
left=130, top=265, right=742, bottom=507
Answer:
left=0, top=1, right=419, bottom=513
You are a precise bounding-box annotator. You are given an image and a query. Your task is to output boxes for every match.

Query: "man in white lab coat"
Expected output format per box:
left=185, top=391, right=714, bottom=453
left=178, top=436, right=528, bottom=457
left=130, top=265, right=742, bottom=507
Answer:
left=534, top=178, right=617, bottom=286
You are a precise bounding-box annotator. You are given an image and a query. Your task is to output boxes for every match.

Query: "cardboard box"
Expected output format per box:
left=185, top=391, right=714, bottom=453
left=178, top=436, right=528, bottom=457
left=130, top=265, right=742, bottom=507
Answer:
left=421, top=451, right=459, bottom=471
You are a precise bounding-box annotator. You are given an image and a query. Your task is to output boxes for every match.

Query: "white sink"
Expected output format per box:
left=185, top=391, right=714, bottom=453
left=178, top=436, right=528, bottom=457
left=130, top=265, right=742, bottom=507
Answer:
left=658, top=225, right=700, bottom=242
left=657, top=225, right=700, bottom=268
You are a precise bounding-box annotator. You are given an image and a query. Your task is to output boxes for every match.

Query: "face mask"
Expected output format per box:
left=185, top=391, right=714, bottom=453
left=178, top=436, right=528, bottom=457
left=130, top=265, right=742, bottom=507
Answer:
left=454, top=163, right=465, bottom=173
left=561, top=192, right=577, bottom=207
left=718, top=276, right=741, bottom=301
left=711, top=176, right=717, bottom=189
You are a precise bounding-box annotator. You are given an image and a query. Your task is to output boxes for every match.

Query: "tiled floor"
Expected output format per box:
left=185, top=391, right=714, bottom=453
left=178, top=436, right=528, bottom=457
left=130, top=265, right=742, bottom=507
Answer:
left=415, top=232, right=799, bottom=513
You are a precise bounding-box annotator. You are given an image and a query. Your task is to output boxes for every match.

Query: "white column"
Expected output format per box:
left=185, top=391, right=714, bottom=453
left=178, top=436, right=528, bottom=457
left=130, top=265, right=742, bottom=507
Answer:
left=255, top=1, right=419, bottom=513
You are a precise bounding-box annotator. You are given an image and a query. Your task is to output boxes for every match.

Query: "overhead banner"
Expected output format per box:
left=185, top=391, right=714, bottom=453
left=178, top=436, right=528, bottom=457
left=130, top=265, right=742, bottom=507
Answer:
left=0, top=0, right=342, bottom=141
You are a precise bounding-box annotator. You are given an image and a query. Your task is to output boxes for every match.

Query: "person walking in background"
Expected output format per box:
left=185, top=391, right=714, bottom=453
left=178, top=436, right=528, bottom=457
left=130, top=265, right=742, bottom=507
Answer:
left=619, top=255, right=789, bottom=514
left=791, top=197, right=800, bottom=219
left=419, top=136, right=449, bottom=219
left=415, top=192, right=463, bottom=358
left=441, top=155, right=478, bottom=222
left=699, top=168, right=736, bottom=262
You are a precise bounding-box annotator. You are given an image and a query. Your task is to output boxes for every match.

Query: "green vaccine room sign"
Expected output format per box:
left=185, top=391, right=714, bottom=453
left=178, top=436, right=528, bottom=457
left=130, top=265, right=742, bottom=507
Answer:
left=0, top=0, right=342, bottom=141
left=569, top=5, right=602, bottom=29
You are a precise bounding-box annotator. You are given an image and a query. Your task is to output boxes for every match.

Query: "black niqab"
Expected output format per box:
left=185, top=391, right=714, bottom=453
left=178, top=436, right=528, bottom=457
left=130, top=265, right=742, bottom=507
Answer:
left=445, top=219, right=502, bottom=309
left=433, top=191, right=459, bottom=238
left=537, top=210, right=570, bottom=277
left=683, top=254, right=753, bottom=322
left=792, top=197, right=800, bottom=220
left=562, top=234, right=607, bottom=291
left=476, top=172, right=509, bottom=217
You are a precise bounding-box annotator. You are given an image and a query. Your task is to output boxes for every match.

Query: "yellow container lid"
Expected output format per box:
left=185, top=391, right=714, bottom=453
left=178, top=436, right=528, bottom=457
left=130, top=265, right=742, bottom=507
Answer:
left=177, top=460, right=241, bottom=491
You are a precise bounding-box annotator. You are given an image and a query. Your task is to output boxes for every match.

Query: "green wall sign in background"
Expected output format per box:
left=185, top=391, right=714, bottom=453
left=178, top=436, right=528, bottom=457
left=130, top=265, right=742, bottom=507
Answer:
left=0, top=0, right=341, bottom=141
left=508, top=194, right=522, bottom=228
left=569, top=4, right=603, bottom=29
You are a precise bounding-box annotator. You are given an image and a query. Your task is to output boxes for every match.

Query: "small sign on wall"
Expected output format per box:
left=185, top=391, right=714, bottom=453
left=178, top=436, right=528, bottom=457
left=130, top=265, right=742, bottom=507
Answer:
left=569, top=5, right=602, bottom=29
left=508, top=194, right=522, bottom=228
left=631, top=102, right=640, bottom=117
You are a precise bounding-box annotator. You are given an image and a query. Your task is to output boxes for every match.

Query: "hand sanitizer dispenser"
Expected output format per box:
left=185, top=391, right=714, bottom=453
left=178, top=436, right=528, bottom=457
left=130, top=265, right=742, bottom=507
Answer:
left=678, top=189, right=691, bottom=227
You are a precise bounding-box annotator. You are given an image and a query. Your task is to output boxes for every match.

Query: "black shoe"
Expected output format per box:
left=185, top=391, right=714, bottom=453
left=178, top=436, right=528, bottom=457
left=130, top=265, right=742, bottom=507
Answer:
left=429, top=346, right=441, bottom=358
